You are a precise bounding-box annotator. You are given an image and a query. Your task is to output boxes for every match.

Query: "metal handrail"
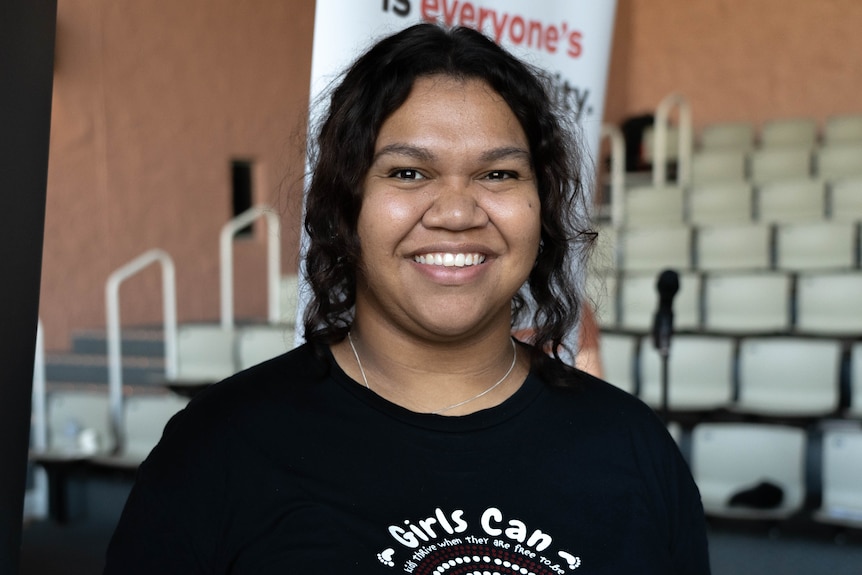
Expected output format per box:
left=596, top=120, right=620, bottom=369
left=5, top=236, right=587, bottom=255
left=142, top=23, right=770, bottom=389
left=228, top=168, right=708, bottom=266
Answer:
left=27, top=319, right=49, bottom=519
left=219, top=205, right=281, bottom=329
left=600, top=123, right=627, bottom=229
left=32, top=319, right=46, bottom=452
left=106, top=249, right=177, bottom=447
left=652, top=93, right=693, bottom=188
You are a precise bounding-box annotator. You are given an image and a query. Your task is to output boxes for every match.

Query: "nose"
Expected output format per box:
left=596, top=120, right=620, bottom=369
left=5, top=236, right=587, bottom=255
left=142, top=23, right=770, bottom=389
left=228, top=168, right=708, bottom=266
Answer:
left=421, top=179, right=489, bottom=231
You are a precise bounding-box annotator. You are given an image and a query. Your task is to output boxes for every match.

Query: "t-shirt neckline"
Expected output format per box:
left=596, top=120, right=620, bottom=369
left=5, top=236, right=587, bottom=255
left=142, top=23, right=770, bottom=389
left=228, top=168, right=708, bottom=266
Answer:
left=324, top=344, right=544, bottom=433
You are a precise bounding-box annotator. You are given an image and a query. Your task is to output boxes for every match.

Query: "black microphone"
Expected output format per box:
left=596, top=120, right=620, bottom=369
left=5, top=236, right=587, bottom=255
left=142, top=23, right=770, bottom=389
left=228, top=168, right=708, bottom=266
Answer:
left=652, top=269, right=679, bottom=357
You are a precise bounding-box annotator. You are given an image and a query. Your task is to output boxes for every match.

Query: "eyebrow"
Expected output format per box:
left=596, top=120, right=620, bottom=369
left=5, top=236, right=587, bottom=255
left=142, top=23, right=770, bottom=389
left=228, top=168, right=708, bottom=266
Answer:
left=372, top=144, right=436, bottom=163
left=479, top=146, right=532, bottom=163
left=372, top=143, right=531, bottom=164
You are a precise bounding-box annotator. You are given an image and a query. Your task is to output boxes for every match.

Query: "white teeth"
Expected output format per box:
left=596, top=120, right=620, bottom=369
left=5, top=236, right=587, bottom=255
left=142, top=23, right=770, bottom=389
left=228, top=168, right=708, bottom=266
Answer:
left=414, top=252, right=486, bottom=267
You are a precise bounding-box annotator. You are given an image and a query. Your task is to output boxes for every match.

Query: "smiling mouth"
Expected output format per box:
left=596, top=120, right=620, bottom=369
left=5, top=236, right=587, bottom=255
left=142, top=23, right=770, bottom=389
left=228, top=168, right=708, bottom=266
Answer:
left=413, top=252, right=486, bottom=267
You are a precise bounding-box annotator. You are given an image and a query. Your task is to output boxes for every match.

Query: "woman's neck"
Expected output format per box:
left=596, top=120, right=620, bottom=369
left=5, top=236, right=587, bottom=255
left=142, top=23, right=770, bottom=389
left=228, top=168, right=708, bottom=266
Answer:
left=332, top=316, right=530, bottom=415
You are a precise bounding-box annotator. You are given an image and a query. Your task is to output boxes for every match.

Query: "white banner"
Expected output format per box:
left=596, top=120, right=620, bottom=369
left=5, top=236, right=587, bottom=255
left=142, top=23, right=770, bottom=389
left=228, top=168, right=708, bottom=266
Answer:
left=296, top=0, right=618, bottom=346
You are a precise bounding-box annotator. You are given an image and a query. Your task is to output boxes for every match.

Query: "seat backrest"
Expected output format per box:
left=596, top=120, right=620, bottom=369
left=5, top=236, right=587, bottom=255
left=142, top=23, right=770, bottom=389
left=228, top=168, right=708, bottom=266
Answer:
left=640, top=335, right=735, bottom=411
left=589, top=223, right=619, bottom=274
left=824, top=114, right=862, bottom=145
left=46, top=391, right=114, bottom=455
left=692, top=422, right=807, bottom=518
left=236, top=324, right=295, bottom=370
left=691, top=150, right=748, bottom=184
left=760, top=118, right=818, bottom=148
left=585, top=271, right=618, bottom=329
left=702, top=271, right=793, bottom=333
left=830, top=176, right=862, bottom=221
left=618, top=271, right=701, bottom=332
left=619, top=225, right=692, bottom=273
left=688, top=181, right=754, bottom=225
left=642, top=124, right=680, bottom=162
left=279, top=274, right=300, bottom=326
left=749, top=148, right=813, bottom=183
left=757, top=178, right=826, bottom=223
left=598, top=332, right=640, bottom=396
left=122, top=394, right=189, bottom=462
left=695, top=223, right=773, bottom=271
left=175, top=324, right=237, bottom=382
left=775, top=221, right=858, bottom=271
left=849, top=342, right=862, bottom=418
left=819, top=428, right=862, bottom=521
left=737, top=336, right=842, bottom=416
left=796, top=271, right=862, bottom=335
left=815, top=144, right=862, bottom=180
left=623, top=185, right=685, bottom=226
left=700, top=122, right=755, bottom=151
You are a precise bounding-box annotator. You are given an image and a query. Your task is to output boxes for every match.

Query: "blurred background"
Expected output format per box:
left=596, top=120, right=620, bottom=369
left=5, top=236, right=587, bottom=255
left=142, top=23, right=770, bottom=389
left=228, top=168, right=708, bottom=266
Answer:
left=18, top=0, right=862, bottom=573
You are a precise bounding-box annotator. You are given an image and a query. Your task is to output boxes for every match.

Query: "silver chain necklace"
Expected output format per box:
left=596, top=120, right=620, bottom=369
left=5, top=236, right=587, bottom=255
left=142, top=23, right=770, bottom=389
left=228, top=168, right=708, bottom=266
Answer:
left=347, top=332, right=517, bottom=415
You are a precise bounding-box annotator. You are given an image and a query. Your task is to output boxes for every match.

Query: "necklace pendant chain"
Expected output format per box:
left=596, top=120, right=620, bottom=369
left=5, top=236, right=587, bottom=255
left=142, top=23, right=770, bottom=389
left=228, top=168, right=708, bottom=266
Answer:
left=346, top=333, right=518, bottom=415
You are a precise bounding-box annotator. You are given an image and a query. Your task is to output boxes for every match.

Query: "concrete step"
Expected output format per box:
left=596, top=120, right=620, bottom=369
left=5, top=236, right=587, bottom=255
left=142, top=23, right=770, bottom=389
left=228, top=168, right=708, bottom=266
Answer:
left=69, top=328, right=166, bottom=358
left=44, top=353, right=166, bottom=386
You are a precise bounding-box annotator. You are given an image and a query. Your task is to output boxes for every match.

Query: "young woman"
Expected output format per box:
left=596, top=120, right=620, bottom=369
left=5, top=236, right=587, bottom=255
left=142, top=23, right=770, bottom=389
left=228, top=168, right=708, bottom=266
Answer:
left=104, top=23, right=710, bottom=574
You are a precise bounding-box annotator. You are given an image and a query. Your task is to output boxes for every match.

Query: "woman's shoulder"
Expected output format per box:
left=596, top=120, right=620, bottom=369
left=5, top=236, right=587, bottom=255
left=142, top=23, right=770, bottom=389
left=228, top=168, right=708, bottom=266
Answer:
left=193, top=342, right=326, bottom=401
left=536, top=360, right=666, bottom=432
left=163, top=343, right=330, bottom=436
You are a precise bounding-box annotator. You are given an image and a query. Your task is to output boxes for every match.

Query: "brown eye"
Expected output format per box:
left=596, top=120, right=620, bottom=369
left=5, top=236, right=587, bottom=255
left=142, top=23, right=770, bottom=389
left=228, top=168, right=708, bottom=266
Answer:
left=389, top=168, right=425, bottom=180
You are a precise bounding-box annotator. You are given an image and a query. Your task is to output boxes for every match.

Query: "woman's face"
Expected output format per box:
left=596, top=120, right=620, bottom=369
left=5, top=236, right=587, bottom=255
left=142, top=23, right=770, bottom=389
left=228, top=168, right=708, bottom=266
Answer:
left=355, top=75, right=541, bottom=342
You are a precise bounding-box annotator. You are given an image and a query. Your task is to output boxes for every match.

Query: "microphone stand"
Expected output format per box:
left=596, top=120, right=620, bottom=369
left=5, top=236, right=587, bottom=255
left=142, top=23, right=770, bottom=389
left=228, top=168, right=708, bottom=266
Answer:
left=655, top=315, right=672, bottom=424
left=652, top=269, right=679, bottom=425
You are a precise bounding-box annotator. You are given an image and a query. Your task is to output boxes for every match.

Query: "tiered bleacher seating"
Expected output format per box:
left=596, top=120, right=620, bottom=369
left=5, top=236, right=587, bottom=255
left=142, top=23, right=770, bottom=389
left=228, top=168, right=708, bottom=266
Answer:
left=735, top=337, right=842, bottom=417
left=774, top=221, right=860, bottom=271
left=749, top=148, right=813, bottom=183
left=694, top=223, right=772, bottom=271
left=699, top=121, right=755, bottom=151
left=30, top=269, right=302, bottom=521
left=598, top=332, right=639, bottom=396
left=757, top=178, right=826, bottom=222
left=619, top=271, right=701, bottom=332
left=815, top=426, right=862, bottom=528
left=596, top=111, right=862, bottom=527
left=831, top=176, right=862, bottom=220
left=639, top=334, right=735, bottom=411
left=692, top=423, right=807, bottom=520
left=688, top=181, right=753, bottom=224
left=796, top=271, right=862, bottom=335
left=89, top=393, right=189, bottom=469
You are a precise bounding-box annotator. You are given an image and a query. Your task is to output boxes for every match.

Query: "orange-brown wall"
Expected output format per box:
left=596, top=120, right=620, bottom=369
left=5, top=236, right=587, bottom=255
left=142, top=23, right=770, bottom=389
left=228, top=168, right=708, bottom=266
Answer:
left=605, top=0, right=862, bottom=135
left=40, top=0, right=862, bottom=350
left=42, top=0, right=314, bottom=350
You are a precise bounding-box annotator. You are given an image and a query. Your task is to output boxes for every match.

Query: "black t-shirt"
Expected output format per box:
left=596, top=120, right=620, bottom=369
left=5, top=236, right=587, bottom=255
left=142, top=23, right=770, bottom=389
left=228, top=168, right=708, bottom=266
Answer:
left=104, top=343, right=710, bottom=574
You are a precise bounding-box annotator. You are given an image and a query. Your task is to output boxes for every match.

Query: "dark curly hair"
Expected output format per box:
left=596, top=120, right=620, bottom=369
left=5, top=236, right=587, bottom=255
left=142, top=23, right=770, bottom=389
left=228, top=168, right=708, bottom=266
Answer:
left=302, top=23, right=595, bottom=371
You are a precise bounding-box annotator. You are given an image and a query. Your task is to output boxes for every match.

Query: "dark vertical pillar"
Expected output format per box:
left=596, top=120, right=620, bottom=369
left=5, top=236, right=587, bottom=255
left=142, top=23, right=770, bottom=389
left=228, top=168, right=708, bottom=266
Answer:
left=0, top=0, right=57, bottom=572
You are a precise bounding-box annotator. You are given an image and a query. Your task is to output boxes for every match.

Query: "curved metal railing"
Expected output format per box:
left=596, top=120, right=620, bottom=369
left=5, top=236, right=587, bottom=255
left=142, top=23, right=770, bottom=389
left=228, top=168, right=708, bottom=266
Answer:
left=652, top=92, right=693, bottom=188
left=105, top=249, right=177, bottom=446
left=219, top=205, right=281, bottom=329
left=600, top=123, right=627, bottom=229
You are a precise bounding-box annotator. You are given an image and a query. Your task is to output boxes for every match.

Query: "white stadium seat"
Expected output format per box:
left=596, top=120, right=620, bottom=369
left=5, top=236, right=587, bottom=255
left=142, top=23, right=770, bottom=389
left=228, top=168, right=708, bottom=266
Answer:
left=736, top=336, right=841, bottom=417
left=702, top=272, right=793, bottom=333
left=692, top=423, right=807, bottom=519
left=598, top=332, right=640, bottom=396
left=618, top=271, right=701, bottom=332
left=757, top=178, right=826, bottom=223
left=640, top=335, right=735, bottom=411
left=796, top=271, right=862, bottom=335
left=619, top=225, right=692, bottom=273
left=815, top=427, right=862, bottom=528
left=774, top=221, right=859, bottom=271
left=695, top=223, right=772, bottom=271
